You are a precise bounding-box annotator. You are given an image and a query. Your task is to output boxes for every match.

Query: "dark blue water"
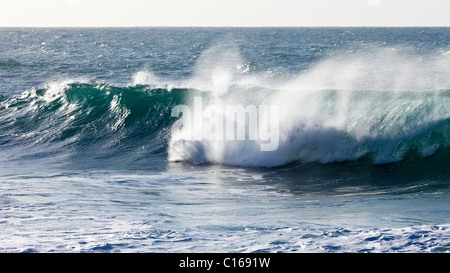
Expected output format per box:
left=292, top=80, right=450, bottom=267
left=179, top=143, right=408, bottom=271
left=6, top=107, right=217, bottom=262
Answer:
left=0, top=28, right=449, bottom=252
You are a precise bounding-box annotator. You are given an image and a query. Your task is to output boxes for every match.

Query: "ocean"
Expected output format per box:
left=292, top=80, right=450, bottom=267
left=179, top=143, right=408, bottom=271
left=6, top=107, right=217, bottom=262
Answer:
left=0, top=27, right=449, bottom=253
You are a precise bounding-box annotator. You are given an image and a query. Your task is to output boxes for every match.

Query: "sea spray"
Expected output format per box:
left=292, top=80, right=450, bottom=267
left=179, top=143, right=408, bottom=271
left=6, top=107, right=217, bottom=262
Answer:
left=167, top=46, right=450, bottom=166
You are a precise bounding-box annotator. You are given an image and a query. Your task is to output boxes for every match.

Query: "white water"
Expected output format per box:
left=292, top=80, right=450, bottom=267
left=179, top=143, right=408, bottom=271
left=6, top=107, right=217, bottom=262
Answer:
left=165, top=45, right=450, bottom=167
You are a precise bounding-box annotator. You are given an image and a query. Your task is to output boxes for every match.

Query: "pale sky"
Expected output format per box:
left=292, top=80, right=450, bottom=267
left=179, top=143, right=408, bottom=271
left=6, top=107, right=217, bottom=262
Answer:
left=0, top=0, right=449, bottom=27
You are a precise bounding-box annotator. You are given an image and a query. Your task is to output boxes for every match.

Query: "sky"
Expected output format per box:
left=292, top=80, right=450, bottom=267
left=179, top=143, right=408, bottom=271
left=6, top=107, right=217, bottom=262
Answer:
left=0, top=0, right=449, bottom=27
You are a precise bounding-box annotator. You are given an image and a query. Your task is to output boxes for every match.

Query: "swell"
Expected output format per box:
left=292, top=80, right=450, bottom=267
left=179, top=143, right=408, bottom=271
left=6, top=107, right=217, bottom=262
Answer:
left=0, top=59, right=22, bottom=67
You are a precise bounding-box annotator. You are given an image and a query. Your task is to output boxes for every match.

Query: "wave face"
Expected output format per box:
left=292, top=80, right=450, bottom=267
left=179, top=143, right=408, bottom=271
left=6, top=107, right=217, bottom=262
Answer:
left=1, top=43, right=450, bottom=168
left=0, top=81, right=184, bottom=164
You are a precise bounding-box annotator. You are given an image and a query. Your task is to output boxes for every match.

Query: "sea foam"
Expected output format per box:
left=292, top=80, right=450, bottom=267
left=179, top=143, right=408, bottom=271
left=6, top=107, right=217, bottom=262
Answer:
left=168, top=45, right=450, bottom=167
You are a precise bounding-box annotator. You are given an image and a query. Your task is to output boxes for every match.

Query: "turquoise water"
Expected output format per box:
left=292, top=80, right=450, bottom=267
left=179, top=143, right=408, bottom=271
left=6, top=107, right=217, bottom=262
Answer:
left=0, top=28, right=449, bottom=252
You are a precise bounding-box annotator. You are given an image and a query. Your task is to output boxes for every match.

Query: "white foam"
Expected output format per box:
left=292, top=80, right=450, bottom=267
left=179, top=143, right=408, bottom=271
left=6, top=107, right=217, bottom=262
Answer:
left=167, top=46, right=450, bottom=167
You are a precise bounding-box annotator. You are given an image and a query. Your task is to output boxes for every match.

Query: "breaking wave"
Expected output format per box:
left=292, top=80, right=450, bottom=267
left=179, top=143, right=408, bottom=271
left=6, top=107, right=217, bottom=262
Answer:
left=1, top=46, right=450, bottom=168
